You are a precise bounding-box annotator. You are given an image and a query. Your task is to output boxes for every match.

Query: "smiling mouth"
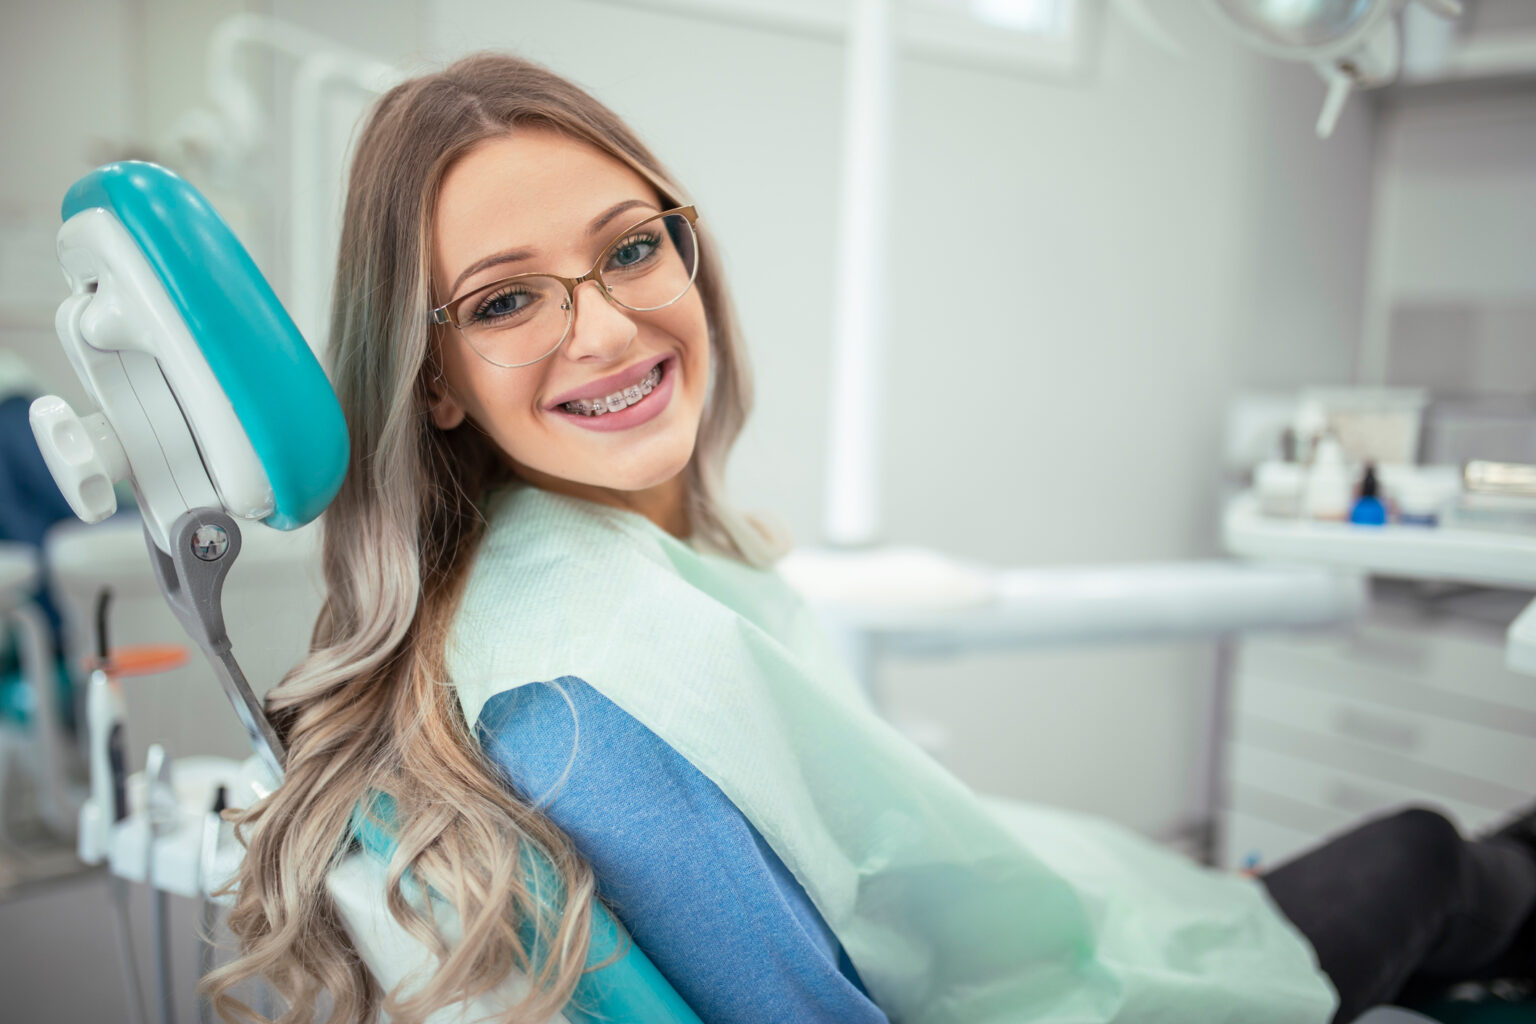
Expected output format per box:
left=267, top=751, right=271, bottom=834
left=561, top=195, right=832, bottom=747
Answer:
left=558, top=361, right=666, bottom=417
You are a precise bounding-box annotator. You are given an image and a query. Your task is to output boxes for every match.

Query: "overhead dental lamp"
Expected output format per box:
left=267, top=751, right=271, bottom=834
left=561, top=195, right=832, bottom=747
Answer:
left=1207, top=0, right=1464, bottom=137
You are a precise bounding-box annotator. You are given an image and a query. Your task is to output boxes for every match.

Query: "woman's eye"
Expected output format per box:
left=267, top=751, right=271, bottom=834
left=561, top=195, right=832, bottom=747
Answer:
left=606, top=233, right=660, bottom=270
left=472, top=287, right=535, bottom=322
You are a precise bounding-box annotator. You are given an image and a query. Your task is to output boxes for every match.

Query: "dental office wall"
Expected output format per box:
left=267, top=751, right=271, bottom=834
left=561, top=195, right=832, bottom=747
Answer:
left=1, top=0, right=1373, bottom=849
left=1367, top=87, right=1536, bottom=401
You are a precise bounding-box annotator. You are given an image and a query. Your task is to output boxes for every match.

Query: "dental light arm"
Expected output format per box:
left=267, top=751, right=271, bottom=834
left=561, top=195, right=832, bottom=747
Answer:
left=1207, top=0, right=1464, bottom=137
left=29, top=161, right=349, bottom=783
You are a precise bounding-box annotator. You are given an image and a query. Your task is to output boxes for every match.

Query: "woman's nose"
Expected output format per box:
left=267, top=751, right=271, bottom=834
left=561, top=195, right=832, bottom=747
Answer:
left=563, top=279, right=637, bottom=362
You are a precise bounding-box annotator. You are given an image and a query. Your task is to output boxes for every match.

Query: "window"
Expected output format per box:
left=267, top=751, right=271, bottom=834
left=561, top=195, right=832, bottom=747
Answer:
left=901, top=0, right=1089, bottom=76
left=605, top=0, right=1095, bottom=78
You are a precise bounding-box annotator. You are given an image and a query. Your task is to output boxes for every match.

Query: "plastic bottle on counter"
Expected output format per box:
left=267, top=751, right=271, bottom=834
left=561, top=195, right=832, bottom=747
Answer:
left=1305, top=433, right=1352, bottom=521
left=1350, top=463, right=1387, bottom=526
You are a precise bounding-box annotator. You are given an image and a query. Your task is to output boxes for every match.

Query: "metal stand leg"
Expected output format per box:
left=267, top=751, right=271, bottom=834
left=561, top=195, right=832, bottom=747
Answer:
left=1198, top=636, right=1237, bottom=867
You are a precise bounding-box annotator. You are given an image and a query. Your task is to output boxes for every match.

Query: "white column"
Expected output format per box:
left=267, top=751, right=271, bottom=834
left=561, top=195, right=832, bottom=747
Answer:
left=824, top=0, right=896, bottom=546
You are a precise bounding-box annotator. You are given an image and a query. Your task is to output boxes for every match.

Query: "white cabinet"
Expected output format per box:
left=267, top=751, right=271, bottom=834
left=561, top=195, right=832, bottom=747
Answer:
left=1219, top=594, right=1536, bottom=871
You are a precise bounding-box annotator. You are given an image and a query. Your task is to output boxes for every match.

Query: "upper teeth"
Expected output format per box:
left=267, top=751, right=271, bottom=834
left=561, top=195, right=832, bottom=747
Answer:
left=563, top=363, right=663, bottom=416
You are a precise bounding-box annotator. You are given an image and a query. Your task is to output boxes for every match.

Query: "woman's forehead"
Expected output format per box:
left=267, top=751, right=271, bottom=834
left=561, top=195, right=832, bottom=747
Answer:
left=433, top=130, right=659, bottom=274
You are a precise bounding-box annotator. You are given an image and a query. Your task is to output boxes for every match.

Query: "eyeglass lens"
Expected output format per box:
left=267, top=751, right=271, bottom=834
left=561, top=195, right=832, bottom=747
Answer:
left=451, top=212, right=698, bottom=367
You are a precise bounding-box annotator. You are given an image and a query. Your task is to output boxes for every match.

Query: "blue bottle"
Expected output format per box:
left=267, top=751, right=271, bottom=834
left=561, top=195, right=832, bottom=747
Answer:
left=1350, top=463, right=1388, bottom=526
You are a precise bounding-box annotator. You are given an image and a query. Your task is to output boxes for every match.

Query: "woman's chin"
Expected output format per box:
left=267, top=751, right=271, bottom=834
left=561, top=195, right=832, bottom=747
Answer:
left=598, top=454, right=694, bottom=495
left=521, top=444, right=695, bottom=499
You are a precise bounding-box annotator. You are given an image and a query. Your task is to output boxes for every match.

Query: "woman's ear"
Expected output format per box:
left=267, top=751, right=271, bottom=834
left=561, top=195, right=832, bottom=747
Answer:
left=425, top=371, right=467, bottom=430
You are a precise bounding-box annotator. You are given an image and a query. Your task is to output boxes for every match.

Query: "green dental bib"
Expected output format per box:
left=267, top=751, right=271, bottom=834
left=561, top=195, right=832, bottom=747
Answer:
left=447, top=486, right=1337, bottom=1023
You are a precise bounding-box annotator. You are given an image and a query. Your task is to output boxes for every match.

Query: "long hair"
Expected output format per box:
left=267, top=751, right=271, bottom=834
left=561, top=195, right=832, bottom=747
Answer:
left=203, top=52, right=776, bottom=1024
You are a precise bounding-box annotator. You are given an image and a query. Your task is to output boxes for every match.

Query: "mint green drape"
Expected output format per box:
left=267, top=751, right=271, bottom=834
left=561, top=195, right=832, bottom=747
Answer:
left=449, top=486, right=1337, bottom=1024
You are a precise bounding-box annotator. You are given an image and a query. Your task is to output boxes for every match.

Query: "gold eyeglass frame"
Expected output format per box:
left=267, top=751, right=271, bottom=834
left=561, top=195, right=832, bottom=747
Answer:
left=429, top=205, right=700, bottom=368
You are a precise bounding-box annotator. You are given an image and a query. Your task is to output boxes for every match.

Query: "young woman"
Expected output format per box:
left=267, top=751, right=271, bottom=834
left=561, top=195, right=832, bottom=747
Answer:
left=206, top=52, right=1536, bottom=1024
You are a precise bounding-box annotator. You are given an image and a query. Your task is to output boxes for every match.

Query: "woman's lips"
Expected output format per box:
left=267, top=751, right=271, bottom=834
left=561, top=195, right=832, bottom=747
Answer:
left=545, top=355, right=669, bottom=410
left=549, top=356, right=676, bottom=432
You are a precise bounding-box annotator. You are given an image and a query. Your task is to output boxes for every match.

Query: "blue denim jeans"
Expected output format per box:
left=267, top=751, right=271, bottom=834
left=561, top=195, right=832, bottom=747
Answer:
left=1262, top=807, right=1536, bottom=1023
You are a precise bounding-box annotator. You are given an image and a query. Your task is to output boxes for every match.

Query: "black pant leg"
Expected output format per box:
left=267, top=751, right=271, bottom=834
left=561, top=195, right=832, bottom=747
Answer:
left=1259, top=807, right=1536, bottom=1024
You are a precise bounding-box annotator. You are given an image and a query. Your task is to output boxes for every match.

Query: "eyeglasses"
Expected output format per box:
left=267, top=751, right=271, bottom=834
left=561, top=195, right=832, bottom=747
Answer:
left=430, top=206, right=700, bottom=368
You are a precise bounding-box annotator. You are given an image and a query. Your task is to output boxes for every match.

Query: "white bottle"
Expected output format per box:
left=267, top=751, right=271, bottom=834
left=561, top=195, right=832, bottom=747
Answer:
left=1305, top=433, right=1353, bottom=521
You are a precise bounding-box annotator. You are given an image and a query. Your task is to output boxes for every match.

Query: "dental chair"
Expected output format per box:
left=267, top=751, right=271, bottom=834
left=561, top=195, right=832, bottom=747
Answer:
left=32, top=160, right=695, bottom=1024
left=26, top=160, right=1459, bottom=1024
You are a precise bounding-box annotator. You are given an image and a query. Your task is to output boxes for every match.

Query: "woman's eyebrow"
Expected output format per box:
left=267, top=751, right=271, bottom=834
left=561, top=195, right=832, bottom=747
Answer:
left=588, top=198, right=658, bottom=236
left=449, top=246, right=536, bottom=297
left=447, top=198, right=661, bottom=299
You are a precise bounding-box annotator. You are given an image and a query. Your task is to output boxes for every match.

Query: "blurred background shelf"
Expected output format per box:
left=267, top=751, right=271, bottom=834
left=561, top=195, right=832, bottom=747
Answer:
left=1224, top=492, right=1536, bottom=591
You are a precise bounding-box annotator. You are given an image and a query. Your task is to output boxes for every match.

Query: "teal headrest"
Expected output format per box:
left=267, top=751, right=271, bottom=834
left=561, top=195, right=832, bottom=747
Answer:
left=62, top=161, right=348, bottom=530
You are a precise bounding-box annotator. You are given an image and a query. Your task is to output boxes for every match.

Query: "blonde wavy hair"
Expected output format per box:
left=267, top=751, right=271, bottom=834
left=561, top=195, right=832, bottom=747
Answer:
left=203, top=52, right=775, bottom=1023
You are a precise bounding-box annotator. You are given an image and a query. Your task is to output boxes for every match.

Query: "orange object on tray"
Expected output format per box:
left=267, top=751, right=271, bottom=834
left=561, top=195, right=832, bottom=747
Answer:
left=87, top=645, right=191, bottom=678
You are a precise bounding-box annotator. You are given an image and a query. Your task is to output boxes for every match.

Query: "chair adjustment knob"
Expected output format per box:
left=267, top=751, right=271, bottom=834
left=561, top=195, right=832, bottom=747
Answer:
left=29, top=395, right=129, bottom=524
